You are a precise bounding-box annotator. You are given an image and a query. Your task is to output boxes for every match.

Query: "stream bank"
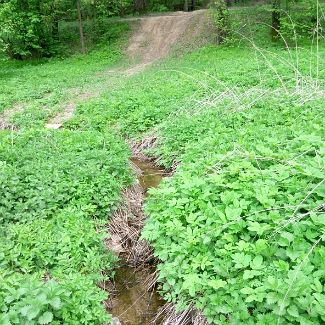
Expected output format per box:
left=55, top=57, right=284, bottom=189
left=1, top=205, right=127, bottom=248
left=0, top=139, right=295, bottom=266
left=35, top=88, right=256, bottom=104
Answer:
left=107, top=158, right=167, bottom=325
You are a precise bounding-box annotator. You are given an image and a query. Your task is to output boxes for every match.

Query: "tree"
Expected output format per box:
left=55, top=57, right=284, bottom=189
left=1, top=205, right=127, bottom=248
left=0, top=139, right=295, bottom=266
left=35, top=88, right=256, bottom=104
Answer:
left=134, top=0, right=146, bottom=12
left=0, top=0, right=56, bottom=59
left=76, top=0, right=86, bottom=53
left=271, top=0, right=281, bottom=41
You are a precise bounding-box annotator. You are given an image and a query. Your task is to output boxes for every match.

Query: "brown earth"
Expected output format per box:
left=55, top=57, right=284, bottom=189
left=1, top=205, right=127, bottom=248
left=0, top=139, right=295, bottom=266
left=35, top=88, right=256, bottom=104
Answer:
left=127, top=10, right=213, bottom=64
left=0, top=103, right=24, bottom=130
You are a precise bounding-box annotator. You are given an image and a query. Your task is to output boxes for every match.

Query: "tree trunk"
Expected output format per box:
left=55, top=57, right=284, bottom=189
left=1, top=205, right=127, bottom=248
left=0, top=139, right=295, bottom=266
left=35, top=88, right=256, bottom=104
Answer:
left=77, top=0, right=86, bottom=54
left=190, top=0, right=196, bottom=11
left=134, top=0, right=146, bottom=12
left=271, top=0, right=281, bottom=41
left=52, top=16, right=59, bottom=41
left=184, top=0, right=189, bottom=11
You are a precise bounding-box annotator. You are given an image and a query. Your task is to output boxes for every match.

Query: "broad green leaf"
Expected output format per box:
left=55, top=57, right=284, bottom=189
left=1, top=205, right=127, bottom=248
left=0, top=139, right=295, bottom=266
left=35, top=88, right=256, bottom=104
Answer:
left=38, top=312, right=53, bottom=324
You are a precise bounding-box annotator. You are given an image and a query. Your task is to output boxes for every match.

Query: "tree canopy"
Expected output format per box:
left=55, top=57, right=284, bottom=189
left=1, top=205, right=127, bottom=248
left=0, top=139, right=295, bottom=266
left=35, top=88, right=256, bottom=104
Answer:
left=0, top=0, right=321, bottom=59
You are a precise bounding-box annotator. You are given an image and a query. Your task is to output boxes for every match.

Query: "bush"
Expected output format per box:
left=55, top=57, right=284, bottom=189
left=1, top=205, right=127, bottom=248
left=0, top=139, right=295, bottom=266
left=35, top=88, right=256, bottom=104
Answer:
left=0, top=129, right=132, bottom=224
left=209, top=0, right=230, bottom=44
left=0, top=273, right=111, bottom=325
left=0, top=1, right=57, bottom=59
left=0, top=129, right=133, bottom=324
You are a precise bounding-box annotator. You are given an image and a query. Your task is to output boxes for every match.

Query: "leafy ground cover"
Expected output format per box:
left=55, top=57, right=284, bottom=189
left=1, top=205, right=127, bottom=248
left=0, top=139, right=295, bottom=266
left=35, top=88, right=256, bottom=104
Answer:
left=64, top=27, right=325, bottom=323
left=0, top=130, right=133, bottom=324
left=142, top=89, right=325, bottom=324
left=1, top=5, right=325, bottom=325
left=0, top=21, right=128, bottom=128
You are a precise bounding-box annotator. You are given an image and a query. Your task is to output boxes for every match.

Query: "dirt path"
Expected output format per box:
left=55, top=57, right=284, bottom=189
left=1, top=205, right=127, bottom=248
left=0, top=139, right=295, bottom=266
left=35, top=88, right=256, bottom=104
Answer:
left=0, top=104, right=24, bottom=130
left=44, top=10, right=211, bottom=128
left=127, top=10, right=211, bottom=63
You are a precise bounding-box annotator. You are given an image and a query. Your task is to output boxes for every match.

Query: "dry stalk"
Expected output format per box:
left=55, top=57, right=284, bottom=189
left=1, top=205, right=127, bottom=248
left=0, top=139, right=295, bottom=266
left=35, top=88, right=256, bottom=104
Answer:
left=106, top=181, right=154, bottom=266
left=152, top=303, right=209, bottom=325
left=128, top=134, right=158, bottom=160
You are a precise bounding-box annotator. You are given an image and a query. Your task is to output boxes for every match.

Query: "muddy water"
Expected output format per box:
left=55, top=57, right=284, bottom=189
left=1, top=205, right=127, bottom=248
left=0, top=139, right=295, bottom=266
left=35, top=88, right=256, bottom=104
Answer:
left=131, top=158, right=165, bottom=191
left=110, top=158, right=165, bottom=325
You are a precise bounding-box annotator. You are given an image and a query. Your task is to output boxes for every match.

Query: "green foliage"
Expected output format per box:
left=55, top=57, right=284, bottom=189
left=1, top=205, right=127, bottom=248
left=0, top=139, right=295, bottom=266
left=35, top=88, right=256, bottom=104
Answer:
left=0, top=129, right=132, bottom=323
left=135, top=47, right=325, bottom=323
left=0, top=273, right=111, bottom=324
left=0, top=38, right=124, bottom=114
left=0, top=0, right=58, bottom=59
left=209, top=0, right=230, bottom=44
left=143, top=131, right=325, bottom=323
left=59, top=20, right=129, bottom=53
left=0, top=0, right=129, bottom=59
left=0, top=209, right=115, bottom=276
left=278, top=0, right=324, bottom=43
left=1, top=5, right=325, bottom=323
left=0, top=129, right=132, bottom=223
left=61, top=39, right=325, bottom=323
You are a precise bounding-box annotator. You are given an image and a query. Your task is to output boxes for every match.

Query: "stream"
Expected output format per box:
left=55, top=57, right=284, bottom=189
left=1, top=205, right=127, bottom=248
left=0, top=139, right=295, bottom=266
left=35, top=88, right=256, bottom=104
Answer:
left=110, top=158, right=166, bottom=325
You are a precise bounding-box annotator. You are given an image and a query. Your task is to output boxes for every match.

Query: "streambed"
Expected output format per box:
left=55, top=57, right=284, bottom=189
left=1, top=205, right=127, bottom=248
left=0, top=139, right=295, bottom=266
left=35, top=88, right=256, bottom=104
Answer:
left=110, top=158, right=166, bottom=324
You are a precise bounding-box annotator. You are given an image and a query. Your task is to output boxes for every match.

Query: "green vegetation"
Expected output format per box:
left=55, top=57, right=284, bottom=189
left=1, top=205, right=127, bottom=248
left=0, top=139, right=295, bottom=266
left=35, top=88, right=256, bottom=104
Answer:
left=0, top=130, right=132, bottom=324
left=0, top=14, right=133, bottom=323
left=1, top=1, right=324, bottom=324
left=0, top=0, right=203, bottom=59
left=64, top=12, right=324, bottom=323
left=0, top=22, right=127, bottom=116
left=141, top=53, right=325, bottom=323
left=0, top=0, right=132, bottom=59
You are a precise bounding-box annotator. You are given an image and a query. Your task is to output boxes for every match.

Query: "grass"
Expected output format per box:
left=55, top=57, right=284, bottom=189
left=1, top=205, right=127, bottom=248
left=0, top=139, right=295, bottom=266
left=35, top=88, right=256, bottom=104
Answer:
left=64, top=19, right=325, bottom=324
left=1, top=4, right=325, bottom=325
left=0, top=21, right=129, bottom=129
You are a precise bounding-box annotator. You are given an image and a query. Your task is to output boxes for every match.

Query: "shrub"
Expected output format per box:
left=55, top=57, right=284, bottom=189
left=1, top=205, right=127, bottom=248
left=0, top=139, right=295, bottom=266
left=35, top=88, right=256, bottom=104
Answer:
left=0, top=129, right=132, bottom=224
left=209, top=0, right=230, bottom=44
left=0, top=273, right=111, bottom=325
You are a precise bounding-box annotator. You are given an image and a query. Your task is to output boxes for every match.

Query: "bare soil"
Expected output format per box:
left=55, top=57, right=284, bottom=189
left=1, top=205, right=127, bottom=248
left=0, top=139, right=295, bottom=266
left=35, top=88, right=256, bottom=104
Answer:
left=44, top=10, right=212, bottom=128
left=0, top=103, right=24, bottom=130
left=127, top=10, right=212, bottom=64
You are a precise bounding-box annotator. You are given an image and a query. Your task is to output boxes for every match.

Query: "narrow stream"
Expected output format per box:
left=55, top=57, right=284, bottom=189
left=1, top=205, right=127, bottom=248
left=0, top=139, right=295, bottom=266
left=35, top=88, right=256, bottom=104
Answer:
left=110, top=158, right=166, bottom=325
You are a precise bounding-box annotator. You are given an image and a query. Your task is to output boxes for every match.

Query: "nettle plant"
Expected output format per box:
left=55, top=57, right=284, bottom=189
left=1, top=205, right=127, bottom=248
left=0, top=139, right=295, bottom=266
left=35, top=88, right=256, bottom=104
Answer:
left=143, top=116, right=325, bottom=324
left=0, top=129, right=132, bottom=224
left=0, top=273, right=111, bottom=325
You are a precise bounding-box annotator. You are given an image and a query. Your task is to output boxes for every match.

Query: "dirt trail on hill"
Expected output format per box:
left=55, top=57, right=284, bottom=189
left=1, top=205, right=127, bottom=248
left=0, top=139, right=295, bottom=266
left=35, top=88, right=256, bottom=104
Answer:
left=127, top=9, right=211, bottom=64
left=43, top=10, right=212, bottom=128
left=0, top=104, right=24, bottom=130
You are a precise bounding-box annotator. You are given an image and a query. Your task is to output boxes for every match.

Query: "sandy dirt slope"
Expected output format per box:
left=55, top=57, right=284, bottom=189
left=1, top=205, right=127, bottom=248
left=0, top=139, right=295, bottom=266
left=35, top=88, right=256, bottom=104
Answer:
left=44, top=10, right=212, bottom=128
left=127, top=10, right=212, bottom=64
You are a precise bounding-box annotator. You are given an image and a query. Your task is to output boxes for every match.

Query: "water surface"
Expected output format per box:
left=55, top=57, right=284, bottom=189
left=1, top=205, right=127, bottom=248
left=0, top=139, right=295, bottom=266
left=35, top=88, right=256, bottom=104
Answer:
left=110, top=158, right=165, bottom=325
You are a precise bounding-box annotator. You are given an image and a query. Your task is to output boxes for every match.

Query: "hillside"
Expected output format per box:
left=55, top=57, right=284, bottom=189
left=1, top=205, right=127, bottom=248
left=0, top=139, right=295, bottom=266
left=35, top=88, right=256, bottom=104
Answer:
left=0, top=4, right=324, bottom=325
